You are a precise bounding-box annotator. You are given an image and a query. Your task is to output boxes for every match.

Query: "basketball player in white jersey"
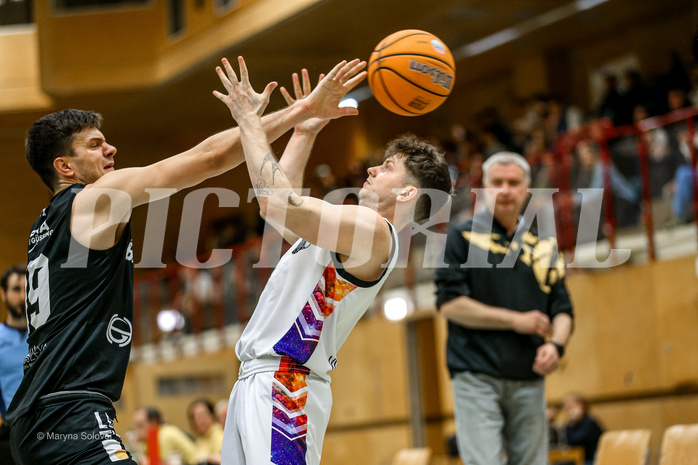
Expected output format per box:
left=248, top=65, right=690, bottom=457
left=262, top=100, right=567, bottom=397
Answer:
left=213, top=57, right=453, bottom=465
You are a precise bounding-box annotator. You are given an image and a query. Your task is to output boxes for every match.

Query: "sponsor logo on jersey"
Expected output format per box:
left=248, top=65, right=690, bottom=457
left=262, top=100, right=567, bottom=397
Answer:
left=28, top=221, right=54, bottom=253
left=292, top=240, right=311, bottom=254
left=328, top=355, right=338, bottom=370
left=106, top=314, right=132, bottom=347
left=408, top=60, right=453, bottom=91
left=24, top=343, right=47, bottom=371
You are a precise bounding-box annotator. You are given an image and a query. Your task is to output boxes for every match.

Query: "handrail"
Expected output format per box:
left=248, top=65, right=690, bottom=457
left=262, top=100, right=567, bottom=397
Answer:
left=131, top=107, right=698, bottom=350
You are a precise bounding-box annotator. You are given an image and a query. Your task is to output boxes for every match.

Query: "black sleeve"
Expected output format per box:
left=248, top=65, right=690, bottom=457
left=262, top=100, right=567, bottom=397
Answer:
left=434, top=226, right=472, bottom=309
left=547, top=247, right=574, bottom=319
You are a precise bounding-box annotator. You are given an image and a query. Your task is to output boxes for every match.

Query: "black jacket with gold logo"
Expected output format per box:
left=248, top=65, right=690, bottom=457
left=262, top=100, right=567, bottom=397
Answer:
left=435, top=211, right=573, bottom=380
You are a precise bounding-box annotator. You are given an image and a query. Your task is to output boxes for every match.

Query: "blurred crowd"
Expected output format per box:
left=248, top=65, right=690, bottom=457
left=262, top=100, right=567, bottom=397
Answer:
left=210, top=50, right=698, bottom=250
left=127, top=398, right=229, bottom=465
left=303, top=51, right=698, bottom=242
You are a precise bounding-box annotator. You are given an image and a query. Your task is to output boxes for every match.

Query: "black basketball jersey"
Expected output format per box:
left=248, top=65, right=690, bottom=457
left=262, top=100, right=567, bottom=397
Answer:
left=7, top=185, right=134, bottom=424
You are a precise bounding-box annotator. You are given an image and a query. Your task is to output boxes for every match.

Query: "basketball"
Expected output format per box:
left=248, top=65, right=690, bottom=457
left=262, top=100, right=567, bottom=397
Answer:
left=368, top=30, right=455, bottom=116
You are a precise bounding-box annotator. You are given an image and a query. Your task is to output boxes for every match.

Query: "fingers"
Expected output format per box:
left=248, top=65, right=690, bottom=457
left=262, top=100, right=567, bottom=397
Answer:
left=216, top=66, right=234, bottom=92
left=337, top=107, right=359, bottom=117
left=318, top=73, right=326, bottom=86
left=238, top=56, right=250, bottom=86
left=262, top=81, right=278, bottom=101
left=301, top=69, right=311, bottom=96
left=336, top=59, right=366, bottom=83
left=280, top=86, right=295, bottom=106
left=221, top=58, right=238, bottom=86
left=324, top=60, right=348, bottom=82
left=345, top=71, right=368, bottom=91
left=212, top=90, right=226, bottom=103
left=292, top=72, right=303, bottom=99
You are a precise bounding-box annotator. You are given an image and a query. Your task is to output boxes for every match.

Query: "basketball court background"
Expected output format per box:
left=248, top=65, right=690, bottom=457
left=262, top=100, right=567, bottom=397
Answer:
left=0, top=1, right=697, bottom=464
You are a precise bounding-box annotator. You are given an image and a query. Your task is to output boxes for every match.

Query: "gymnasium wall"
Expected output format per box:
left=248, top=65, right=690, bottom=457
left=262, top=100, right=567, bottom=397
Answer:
left=113, top=253, right=698, bottom=464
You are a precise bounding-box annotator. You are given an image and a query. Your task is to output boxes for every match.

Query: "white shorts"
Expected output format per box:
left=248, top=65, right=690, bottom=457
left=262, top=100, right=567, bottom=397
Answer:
left=221, top=364, right=332, bottom=465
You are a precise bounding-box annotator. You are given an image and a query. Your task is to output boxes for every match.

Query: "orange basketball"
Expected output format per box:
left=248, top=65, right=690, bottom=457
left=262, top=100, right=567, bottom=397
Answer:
left=368, top=30, right=456, bottom=116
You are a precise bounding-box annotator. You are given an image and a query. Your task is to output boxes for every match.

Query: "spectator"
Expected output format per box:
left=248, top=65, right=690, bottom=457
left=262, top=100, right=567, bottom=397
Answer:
left=0, top=264, right=27, bottom=465
left=634, top=104, right=683, bottom=198
left=667, top=87, right=691, bottom=115
left=188, top=399, right=224, bottom=465
left=571, top=140, right=640, bottom=234
left=668, top=129, right=698, bottom=223
left=624, top=69, right=652, bottom=114
left=597, top=74, right=632, bottom=126
left=563, top=393, right=603, bottom=465
left=435, top=152, right=574, bottom=465
left=214, top=399, right=228, bottom=427
left=548, top=95, right=585, bottom=135
left=133, top=406, right=198, bottom=465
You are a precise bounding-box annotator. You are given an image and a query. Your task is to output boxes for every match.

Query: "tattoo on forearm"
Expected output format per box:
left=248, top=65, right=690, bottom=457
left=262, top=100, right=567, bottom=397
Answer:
left=288, top=193, right=303, bottom=207
left=261, top=152, right=282, bottom=185
left=254, top=179, right=273, bottom=197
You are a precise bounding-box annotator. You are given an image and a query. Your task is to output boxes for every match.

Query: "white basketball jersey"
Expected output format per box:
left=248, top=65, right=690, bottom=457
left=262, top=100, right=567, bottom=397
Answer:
left=235, top=220, right=398, bottom=382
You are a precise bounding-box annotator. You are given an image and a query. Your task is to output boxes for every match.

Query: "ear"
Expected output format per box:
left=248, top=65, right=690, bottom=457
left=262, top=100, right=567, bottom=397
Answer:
left=397, top=185, right=418, bottom=203
left=53, top=157, right=74, bottom=179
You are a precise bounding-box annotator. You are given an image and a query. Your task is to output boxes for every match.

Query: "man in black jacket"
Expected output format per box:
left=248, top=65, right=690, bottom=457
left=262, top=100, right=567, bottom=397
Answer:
left=435, top=151, right=574, bottom=465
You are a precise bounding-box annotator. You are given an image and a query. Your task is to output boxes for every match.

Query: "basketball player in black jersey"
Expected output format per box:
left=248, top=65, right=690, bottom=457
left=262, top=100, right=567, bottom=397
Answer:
left=6, top=58, right=366, bottom=465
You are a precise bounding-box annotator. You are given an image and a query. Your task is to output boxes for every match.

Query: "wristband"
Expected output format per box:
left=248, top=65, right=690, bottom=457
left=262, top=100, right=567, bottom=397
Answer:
left=551, top=342, right=565, bottom=358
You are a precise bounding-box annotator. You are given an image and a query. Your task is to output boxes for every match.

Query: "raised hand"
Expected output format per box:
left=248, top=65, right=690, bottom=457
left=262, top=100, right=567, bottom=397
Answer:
left=301, top=59, right=367, bottom=120
left=213, top=56, right=278, bottom=123
left=280, top=69, right=330, bottom=135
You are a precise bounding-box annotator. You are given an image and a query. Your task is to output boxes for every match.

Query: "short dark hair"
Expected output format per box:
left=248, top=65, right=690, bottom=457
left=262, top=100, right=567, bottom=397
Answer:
left=384, top=134, right=452, bottom=222
left=143, top=406, right=163, bottom=425
left=1, top=264, right=26, bottom=292
left=26, top=109, right=103, bottom=190
left=189, top=398, right=215, bottom=416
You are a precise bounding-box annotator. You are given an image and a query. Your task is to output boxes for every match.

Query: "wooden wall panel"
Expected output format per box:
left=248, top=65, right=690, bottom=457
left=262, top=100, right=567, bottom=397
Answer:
left=116, top=346, right=239, bottom=435
left=651, top=256, right=698, bottom=386
left=322, top=424, right=411, bottom=465
left=0, top=26, right=52, bottom=112
left=329, top=318, right=410, bottom=427
left=548, top=264, right=663, bottom=399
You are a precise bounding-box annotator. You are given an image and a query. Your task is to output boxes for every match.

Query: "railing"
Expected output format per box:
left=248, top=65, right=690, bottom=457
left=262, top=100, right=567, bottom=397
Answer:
left=132, top=108, right=698, bottom=350
left=550, top=107, right=698, bottom=258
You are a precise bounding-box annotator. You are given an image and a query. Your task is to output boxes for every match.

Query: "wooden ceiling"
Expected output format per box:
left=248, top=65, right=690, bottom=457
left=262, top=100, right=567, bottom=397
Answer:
left=1, top=0, right=690, bottom=138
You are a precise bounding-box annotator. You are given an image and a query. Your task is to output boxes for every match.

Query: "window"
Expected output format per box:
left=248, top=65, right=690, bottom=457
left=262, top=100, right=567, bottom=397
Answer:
left=53, top=0, right=150, bottom=11
left=215, top=0, right=238, bottom=15
left=168, top=0, right=185, bottom=36
left=0, top=0, right=33, bottom=26
left=158, top=374, right=226, bottom=396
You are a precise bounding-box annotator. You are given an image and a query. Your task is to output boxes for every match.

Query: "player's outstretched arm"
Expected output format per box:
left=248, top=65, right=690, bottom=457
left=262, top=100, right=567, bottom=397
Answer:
left=70, top=57, right=365, bottom=250
left=264, top=69, right=331, bottom=244
left=216, top=57, right=391, bottom=281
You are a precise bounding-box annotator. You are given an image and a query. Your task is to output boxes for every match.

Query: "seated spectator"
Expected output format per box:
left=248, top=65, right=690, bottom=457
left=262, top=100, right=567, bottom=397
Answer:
left=214, top=399, right=228, bottom=427
left=548, top=94, right=585, bottom=135
left=597, top=74, right=632, bottom=126
left=668, top=129, right=698, bottom=223
left=188, top=399, right=224, bottom=465
left=571, top=140, right=640, bottom=239
left=634, top=105, right=683, bottom=199
left=133, top=406, right=198, bottom=465
left=563, top=393, right=603, bottom=465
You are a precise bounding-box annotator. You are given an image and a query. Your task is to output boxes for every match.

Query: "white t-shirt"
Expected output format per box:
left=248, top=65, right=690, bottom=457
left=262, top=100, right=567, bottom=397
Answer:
left=235, top=220, right=398, bottom=382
